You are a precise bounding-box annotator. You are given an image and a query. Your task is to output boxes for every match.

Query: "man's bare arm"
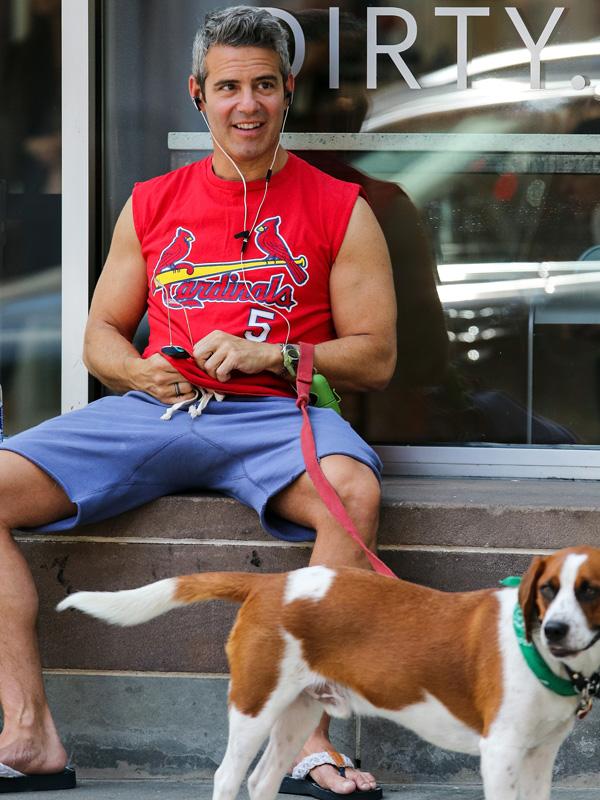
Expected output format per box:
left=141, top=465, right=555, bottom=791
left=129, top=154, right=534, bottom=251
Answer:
left=84, top=198, right=196, bottom=401
left=313, top=196, right=397, bottom=391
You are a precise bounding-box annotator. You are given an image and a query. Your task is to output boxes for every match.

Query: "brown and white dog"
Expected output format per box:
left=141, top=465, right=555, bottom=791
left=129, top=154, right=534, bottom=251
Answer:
left=57, top=545, right=600, bottom=800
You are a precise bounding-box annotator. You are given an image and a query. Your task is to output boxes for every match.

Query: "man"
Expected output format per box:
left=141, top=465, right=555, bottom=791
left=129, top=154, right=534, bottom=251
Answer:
left=0, top=6, right=396, bottom=797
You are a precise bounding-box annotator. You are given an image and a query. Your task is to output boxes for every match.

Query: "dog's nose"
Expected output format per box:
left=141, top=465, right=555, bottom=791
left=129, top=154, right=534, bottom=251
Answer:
left=544, top=620, right=570, bottom=642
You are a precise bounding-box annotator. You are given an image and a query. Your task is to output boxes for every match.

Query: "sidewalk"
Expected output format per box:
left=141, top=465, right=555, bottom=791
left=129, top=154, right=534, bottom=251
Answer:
left=30, top=781, right=600, bottom=799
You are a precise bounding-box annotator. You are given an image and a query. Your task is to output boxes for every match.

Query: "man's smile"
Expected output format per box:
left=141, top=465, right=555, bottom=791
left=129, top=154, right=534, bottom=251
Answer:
left=232, top=121, right=265, bottom=132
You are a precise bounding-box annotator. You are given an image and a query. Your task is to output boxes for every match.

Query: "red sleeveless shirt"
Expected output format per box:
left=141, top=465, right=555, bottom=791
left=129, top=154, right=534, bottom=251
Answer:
left=132, top=152, right=361, bottom=397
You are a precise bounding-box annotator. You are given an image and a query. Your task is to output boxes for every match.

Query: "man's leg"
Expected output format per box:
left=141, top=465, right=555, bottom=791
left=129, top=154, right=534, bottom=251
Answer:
left=270, top=454, right=380, bottom=795
left=0, top=451, right=75, bottom=773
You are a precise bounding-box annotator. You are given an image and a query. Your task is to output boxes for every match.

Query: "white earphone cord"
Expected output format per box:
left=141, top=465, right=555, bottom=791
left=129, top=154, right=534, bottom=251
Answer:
left=198, top=99, right=292, bottom=346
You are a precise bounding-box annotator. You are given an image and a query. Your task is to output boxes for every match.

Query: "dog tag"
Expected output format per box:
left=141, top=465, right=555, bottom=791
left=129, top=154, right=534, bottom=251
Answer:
left=576, top=694, right=593, bottom=720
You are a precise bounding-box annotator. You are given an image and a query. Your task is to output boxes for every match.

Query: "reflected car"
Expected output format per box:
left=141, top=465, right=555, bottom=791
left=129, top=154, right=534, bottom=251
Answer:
left=358, top=38, right=600, bottom=320
left=362, top=41, right=600, bottom=134
left=0, top=267, right=61, bottom=434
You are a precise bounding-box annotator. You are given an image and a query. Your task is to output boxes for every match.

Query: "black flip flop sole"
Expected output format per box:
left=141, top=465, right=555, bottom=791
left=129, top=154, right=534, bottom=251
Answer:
left=279, top=775, right=383, bottom=799
left=0, top=768, right=76, bottom=793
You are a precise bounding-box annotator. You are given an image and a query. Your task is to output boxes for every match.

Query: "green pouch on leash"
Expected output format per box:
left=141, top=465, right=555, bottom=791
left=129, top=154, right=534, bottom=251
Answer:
left=310, top=373, right=342, bottom=415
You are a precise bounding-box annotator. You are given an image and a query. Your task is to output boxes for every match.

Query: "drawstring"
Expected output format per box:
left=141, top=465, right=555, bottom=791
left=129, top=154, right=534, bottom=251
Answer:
left=160, top=387, right=225, bottom=421
left=189, top=387, right=225, bottom=418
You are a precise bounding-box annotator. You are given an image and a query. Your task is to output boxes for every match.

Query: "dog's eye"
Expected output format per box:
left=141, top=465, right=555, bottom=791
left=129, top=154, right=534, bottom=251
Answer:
left=577, top=581, right=600, bottom=602
left=539, top=583, right=557, bottom=601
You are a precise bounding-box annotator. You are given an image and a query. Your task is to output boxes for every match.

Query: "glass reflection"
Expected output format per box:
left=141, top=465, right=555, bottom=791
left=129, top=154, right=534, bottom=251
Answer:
left=285, top=9, right=448, bottom=443
left=0, top=0, right=62, bottom=435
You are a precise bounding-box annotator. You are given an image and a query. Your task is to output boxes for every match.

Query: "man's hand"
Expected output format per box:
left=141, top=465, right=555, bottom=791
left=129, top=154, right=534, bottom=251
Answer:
left=125, top=353, right=196, bottom=403
left=193, top=331, right=281, bottom=383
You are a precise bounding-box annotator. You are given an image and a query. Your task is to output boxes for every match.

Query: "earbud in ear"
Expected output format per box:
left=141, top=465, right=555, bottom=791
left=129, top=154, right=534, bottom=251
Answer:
left=192, top=95, right=202, bottom=111
left=285, top=90, right=293, bottom=108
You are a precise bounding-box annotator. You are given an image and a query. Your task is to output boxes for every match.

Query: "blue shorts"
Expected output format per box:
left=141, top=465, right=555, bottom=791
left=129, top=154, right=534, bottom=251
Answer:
left=1, top=391, right=381, bottom=542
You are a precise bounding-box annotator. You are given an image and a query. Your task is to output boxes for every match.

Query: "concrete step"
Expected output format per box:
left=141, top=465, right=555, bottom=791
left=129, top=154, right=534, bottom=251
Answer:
left=18, top=477, right=600, bottom=674
left=13, top=477, right=600, bottom=784
left=44, top=475, right=600, bottom=547
left=40, top=670, right=600, bottom=786
left=23, top=779, right=600, bottom=800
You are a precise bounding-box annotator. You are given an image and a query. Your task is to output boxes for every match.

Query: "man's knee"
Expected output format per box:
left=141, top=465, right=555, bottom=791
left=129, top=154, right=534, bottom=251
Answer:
left=0, top=522, right=14, bottom=545
left=320, top=455, right=381, bottom=544
left=0, top=451, right=74, bottom=531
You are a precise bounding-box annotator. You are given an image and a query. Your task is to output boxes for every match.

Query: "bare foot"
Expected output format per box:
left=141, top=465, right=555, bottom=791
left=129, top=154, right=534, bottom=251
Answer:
left=0, top=720, right=67, bottom=775
left=295, top=730, right=378, bottom=795
left=309, top=761, right=378, bottom=794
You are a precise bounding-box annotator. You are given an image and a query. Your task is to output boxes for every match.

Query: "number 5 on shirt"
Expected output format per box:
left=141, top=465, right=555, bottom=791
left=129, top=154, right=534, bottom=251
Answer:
left=244, top=308, right=275, bottom=342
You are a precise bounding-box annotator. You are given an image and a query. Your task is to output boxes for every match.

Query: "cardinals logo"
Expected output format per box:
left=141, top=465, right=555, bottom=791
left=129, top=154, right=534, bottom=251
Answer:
left=254, top=216, right=308, bottom=286
left=154, top=226, right=196, bottom=277
left=152, top=218, right=307, bottom=311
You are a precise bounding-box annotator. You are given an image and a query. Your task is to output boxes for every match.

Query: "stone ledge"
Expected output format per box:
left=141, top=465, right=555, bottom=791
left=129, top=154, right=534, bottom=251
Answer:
left=23, top=476, right=600, bottom=550
left=15, top=477, right=600, bottom=785
left=19, top=476, right=600, bottom=673
left=33, top=542, right=533, bottom=672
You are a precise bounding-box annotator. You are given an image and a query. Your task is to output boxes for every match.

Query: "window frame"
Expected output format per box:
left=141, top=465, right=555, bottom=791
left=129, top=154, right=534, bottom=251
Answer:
left=61, top=0, right=95, bottom=414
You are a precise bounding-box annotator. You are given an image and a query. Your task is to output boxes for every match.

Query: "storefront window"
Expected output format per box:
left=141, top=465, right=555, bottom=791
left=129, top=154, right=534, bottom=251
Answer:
left=0, top=0, right=62, bottom=435
left=339, top=145, right=600, bottom=445
left=101, top=0, right=600, bottom=450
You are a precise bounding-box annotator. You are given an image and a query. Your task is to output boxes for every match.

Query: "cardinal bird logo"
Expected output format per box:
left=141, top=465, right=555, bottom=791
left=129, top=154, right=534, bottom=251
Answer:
left=154, top=226, right=195, bottom=278
left=255, top=216, right=308, bottom=286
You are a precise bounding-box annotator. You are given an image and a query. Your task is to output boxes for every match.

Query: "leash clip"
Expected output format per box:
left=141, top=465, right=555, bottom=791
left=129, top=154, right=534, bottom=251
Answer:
left=576, top=687, right=593, bottom=720
left=568, top=668, right=600, bottom=719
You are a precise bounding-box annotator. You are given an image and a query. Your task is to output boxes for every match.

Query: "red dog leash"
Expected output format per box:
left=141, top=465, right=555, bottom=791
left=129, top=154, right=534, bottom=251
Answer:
left=296, top=343, right=397, bottom=579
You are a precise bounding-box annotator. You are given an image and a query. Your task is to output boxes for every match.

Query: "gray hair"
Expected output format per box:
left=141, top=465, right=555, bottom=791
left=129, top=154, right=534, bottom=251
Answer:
left=192, top=6, right=291, bottom=91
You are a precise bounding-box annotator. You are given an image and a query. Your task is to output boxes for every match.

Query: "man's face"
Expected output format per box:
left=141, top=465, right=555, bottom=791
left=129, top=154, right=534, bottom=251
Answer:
left=192, top=45, right=293, bottom=168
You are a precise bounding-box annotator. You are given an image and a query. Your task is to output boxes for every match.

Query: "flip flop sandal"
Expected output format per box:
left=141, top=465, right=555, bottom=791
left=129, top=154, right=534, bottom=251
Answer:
left=279, top=750, right=383, bottom=799
left=0, top=763, right=76, bottom=793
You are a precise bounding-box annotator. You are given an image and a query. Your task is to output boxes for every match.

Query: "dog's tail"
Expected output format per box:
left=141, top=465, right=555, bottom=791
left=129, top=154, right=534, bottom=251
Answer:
left=56, top=572, right=260, bottom=627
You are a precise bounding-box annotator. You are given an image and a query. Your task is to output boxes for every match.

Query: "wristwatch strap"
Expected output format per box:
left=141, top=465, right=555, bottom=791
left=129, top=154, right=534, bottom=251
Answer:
left=281, top=343, right=301, bottom=378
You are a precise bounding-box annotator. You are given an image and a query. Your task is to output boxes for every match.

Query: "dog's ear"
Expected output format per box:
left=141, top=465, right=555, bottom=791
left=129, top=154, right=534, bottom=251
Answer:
left=518, top=556, right=546, bottom=641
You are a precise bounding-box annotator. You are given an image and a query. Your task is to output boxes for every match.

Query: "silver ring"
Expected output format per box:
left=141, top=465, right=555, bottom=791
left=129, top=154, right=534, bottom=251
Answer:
left=174, top=382, right=181, bottom=398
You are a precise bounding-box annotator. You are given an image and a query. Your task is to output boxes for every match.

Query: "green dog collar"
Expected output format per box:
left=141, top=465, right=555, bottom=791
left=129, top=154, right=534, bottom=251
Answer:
left=500, top=576, right=577, bottom=697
